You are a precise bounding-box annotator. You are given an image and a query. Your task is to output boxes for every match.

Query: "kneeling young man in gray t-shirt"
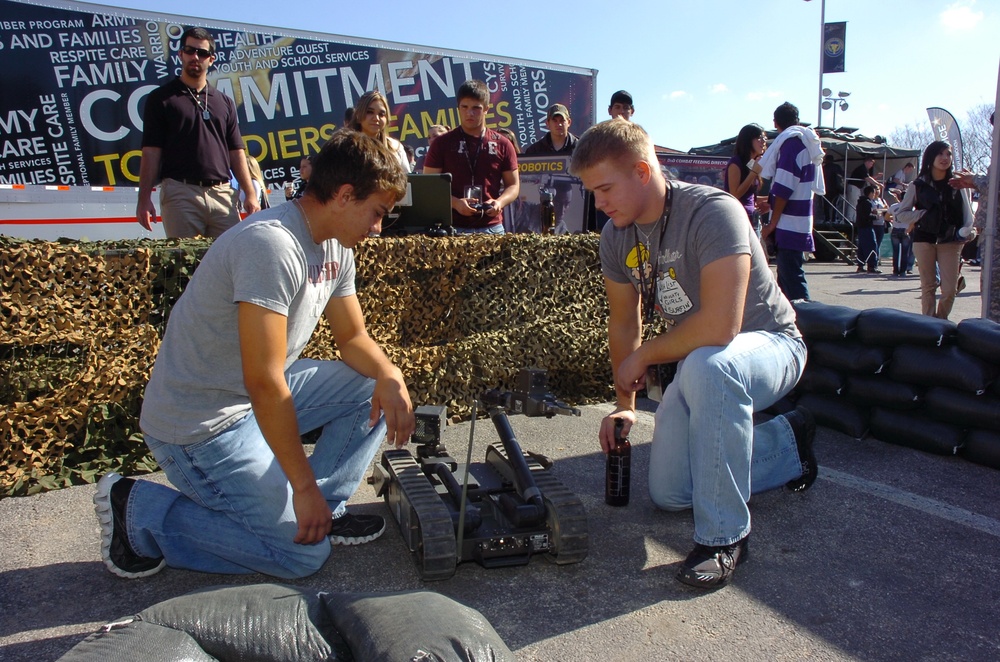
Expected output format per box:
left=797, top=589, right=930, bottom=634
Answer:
left=571, top=119, right=816, bottom=589
left=95, top=131, right=415, bottom=580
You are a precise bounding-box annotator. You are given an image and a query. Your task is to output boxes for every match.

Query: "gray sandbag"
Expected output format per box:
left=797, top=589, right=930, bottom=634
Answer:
left=856, top=308, right=957, bottom=347
left=324, top=590, right=515, bottom=662
left=956, top=318, right=1000, bottom=363
left=139, top=583, right=343, bottom=661
left=925, top=387, right=1000, bottom=431
left=889, top=345, right=999, bottom=394
left=962, top=429, right=1000, bottom=470
left=809, top=340, right=892, bottom=375
left=58, top=618, right=216, bottom=662
left=796, top=393, right=869, bottom=438
left=791, top=300, right=860, bottom=340
left=844, top=375, right=923, bottom=410
left=870, top=407, right=964, bottom=455
left=796, top=365, right=844, bottom=395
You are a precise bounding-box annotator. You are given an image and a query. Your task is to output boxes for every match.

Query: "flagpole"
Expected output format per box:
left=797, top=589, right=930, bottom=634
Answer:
left=817, top=0, right=826, bottom=127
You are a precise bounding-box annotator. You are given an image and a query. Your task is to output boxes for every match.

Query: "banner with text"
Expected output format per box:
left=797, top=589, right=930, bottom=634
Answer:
left=0, top=0, right=595, bottom=188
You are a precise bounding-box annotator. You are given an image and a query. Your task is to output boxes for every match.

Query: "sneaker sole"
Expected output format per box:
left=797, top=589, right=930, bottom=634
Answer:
left=94, top=473, right=165, bottom=579
left=330, top=520, right=387, bottom=546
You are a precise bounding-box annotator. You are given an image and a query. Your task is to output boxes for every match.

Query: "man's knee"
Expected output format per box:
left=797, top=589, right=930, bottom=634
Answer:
left=648, top=483, right=691, bottom=512
left=268, top=540, right=330, bottom=579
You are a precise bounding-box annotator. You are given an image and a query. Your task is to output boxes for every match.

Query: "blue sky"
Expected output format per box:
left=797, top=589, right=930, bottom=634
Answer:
left=111, top=0, right=999, bottom=151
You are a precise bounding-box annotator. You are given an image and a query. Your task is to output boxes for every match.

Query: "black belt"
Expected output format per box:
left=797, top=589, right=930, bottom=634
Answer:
left=178, top=178, right=227, bottom=187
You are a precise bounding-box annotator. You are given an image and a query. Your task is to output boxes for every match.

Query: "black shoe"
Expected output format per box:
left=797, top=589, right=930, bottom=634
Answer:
left=856, top=266, right=865, bottom=273
left=94, top=473, right=165, bottom=578
left=329, top=512, right=386, bottom=545
left=676, top=536, right=749, bottom=589
left=784, top=407, right=818, bottom=492
left=957, top=275, right=967, bottom=293
left=867, top=268, right=883, bottom=274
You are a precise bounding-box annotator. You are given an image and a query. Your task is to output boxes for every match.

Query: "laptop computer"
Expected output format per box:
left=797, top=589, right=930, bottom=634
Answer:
left=384, top=173, right=453, bottom=236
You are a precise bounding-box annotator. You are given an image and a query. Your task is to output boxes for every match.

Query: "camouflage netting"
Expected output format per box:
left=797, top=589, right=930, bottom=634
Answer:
left=1, top=234, right=614, bottom=497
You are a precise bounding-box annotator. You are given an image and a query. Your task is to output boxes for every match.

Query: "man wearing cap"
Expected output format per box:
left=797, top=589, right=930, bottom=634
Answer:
left=609, top=90, right=635, bottom=121
left=524, top=104, right=579, bottom=156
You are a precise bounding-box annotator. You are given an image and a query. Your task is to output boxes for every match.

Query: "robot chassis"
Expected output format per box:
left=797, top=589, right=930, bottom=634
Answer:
left=368, top=369, right=589, bottom=580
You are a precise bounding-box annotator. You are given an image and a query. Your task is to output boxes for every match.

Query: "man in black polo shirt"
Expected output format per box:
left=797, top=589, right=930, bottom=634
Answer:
left=136, top=27, right=259, bottom=238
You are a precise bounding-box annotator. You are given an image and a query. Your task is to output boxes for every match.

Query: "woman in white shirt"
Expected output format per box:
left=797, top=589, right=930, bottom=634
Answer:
left=351, top=90, right=411, bottom=172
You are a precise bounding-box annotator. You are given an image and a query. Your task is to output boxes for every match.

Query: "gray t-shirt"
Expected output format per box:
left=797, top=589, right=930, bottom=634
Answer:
left=140, top=202, right=356, bottom=445
left=600, top=181, right=799, bottom=339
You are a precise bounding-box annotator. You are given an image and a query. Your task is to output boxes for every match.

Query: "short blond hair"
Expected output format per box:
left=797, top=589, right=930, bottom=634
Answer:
left=570, top=119, right=656, bottom=175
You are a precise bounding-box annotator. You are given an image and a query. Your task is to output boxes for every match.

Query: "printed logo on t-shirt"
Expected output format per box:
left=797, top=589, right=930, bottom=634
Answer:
left=487, top=141, right=498, bottom=155
left=657, top=266, right=692, bottom=316
left=308, top=261, right=340, bottom=284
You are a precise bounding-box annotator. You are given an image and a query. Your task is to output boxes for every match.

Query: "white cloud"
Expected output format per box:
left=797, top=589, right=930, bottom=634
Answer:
left=664, top=90, right=689, bottom=100
left=940, top=1, right=984, bottom=31
left=710, top=83, right=728, bottom=94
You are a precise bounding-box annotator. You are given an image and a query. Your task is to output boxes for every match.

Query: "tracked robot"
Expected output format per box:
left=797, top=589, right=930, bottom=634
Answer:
left=369, top=368, right=588, bottom=580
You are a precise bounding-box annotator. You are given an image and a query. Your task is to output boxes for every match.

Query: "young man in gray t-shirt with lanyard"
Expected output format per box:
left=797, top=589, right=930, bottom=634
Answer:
left=571, top=119, right=817, bottom=589
left=95, top=132, right=415, bottom=580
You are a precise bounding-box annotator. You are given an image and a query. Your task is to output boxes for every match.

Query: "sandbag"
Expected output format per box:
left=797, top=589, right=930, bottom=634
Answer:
left=139, top=583, right=343, bottom=662
left=924, top=387, right=1000, bottom=431
left=57, top=618, right=216, bottom=662
left=809, top=340, right=892, bottom=375
left=869, top=407, right=964, bottom=455
left=796, top=365, right=844, bottom=395
left=796, top=393, right=869, bottom=438
left=961, top=429, right=1000, bottom=470
left=791, top=300, right=860, bottom=340
left=844, top=375, right=923, bottom=410
left=889, top=345, right=999, bottom=394
left=956, top=318, right=1000, bottom=363
left=324, top=590, right=515, bottom=662
left=856, top=308, right=957, bottom=347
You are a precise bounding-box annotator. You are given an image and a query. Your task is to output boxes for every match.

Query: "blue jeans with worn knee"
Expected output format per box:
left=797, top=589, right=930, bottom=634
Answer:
left=647, top=331, right=807, bottom=547
left=128, top=359, right=385, bottom=578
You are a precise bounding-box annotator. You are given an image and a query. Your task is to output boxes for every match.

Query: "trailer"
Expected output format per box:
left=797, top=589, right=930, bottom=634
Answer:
left=0, top=0, right=596, bottom=239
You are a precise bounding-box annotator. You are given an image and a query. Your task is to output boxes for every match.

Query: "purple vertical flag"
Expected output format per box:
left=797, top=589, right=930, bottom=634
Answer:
left=823, top=22, right=847, bottom=74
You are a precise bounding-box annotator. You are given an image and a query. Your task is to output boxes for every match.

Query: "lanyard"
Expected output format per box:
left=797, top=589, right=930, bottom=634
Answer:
left=632, top=184, right=673, bottom=324
left=463, top=131, right=486, bottom=181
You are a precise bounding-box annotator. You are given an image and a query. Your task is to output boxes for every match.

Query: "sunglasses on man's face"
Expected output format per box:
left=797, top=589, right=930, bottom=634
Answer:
left=181, top=45, right=213, bottom=59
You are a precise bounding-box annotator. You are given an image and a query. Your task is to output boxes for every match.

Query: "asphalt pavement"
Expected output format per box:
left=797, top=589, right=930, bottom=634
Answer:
left=2, top=260, right=997, bottom=661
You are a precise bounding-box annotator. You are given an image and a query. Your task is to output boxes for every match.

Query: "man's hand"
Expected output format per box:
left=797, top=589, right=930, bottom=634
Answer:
left=615, top=349, right=649, bottom=398
left=599, top=408, right=636, bottom=454
left=483, top=198, right=501, bottom=218
left=292, top=482, right=333, bottom=545
left=454, top=197, right=483, bottom=217
left=136, top=198, right=157, bottom=230
left=243, top=194, right=261, bottom=216
left=370, top=366, right=414, bottom=448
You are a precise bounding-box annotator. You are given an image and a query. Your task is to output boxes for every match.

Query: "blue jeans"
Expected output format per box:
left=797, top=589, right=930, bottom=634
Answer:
left=856, top=226, right=878, bottom=270
left=775, top=248, right=809, bottom=301
left=648, top=331, right=807, bottom=547
left=129, top=359, right=385, bottom=578
left=890, top=228, right=912, bottom=275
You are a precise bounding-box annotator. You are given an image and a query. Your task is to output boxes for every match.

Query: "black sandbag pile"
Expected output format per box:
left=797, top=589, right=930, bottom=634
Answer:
left=58, top=583, right=516, bottom=662
left=790, top=301, right=1000, bottom=469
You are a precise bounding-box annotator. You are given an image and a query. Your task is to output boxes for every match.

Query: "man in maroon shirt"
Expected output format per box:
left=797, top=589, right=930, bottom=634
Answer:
left=423, top=80, right=519, bottom=233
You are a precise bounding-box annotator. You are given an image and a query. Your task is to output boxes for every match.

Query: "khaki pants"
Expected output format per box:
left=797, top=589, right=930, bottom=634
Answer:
left=912, top=241, right=963, bottom=319
left=159, top=178, right=240, bottom=239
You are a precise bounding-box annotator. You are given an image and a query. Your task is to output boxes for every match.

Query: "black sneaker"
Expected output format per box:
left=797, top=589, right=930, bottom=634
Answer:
left=94, top=473, right=165, bottom=578
left=784, top=406, right=818, bottom=492
left=329, top=512, right=386, bottom=545
left=676, top=536, right=749, bottom=589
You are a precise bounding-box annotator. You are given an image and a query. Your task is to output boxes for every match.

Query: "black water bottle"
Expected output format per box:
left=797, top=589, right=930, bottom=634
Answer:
left=605, top=418, right=631, bottom=506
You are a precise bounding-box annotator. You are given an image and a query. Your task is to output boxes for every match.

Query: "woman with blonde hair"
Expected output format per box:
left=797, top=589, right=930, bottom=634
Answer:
left=351, top=90, right=411, bottom=172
